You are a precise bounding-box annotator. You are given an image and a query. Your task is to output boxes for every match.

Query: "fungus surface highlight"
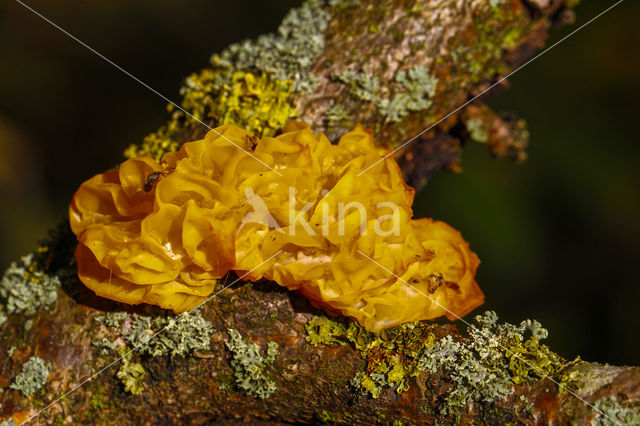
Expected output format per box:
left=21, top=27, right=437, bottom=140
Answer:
left=69, top=122, right=484, bottom=332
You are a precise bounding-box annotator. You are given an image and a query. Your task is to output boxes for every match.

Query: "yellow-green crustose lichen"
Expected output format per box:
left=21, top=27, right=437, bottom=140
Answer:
left=0, top=253, right=60, bottom=317
left=116, top=348, right=145, bottom=395
left=208, top=72, right=296, bottom=136
left=124, top=70, right=297, bottom=161
left=179, top=70, right=297, bottom=139
left=124, top=124, right=181, bottom=162
left=305, top=315, right=437, bottom=398
left=125, top=0, right=330, bottom=161
left=306, top=311, right=573, bottom=414
left=225, top=328, right=279, bottom=399
left=10, top=356, right=51, bottom=397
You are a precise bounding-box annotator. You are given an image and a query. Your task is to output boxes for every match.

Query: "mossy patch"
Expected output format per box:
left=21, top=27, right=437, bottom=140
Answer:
left=318, top=409, right=333, bottom=423
left=88, top=385, right=108, bottom=412
left=451, top=2, right=531, bottom=85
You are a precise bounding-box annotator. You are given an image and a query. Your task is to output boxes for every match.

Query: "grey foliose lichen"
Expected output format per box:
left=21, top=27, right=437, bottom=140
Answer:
left=92, top=337, right=118, bottom=355
left=465, top=118, right=489, bottom=143
left=0, top=419, right=15, bottom=426
left=335, top=69, right=381, bottom=102
left=0, top=253, right=60, bottom=316
left=210, top=0, right=330, bottom=94
left=10, top=356, right=51, bottom=397
left=93, top=309, right=213, bottom=357
left=418, top=336, right=513, bottom=415
left=592, top=396, right=640, bottom=426
left=378, top=66, right=438, bottom=123
left=416, top=311, right=560, bottom=416
left=94, top=311, right=127, bottom=328
left=126, top=310, right=214, bottom=357
left=325, top=104, right=351, bottom=126
left=226, top=328, right=279, bottom=399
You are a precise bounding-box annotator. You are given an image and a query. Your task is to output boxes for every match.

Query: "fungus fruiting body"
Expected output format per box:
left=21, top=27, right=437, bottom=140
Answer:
left=70, top=122, right=484, bottom=332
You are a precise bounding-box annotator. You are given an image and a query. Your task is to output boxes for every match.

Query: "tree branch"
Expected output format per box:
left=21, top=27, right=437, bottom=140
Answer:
left=2, top=1, right=638, bottom=425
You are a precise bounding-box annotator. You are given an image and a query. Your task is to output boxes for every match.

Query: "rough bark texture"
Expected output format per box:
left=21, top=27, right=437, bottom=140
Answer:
left=2, top=1, right=639, bottom=425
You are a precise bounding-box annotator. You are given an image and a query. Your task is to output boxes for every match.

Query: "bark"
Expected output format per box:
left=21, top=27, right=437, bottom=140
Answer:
left=2, top=1, right=638, bottom=425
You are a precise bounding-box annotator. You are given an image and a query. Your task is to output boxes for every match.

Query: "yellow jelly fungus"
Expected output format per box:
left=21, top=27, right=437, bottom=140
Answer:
left=70, top=122, right=484, bottom=332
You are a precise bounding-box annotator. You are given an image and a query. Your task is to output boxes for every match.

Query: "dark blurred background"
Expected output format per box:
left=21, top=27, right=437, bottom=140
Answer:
left=1, top=1, right=638, bottom=365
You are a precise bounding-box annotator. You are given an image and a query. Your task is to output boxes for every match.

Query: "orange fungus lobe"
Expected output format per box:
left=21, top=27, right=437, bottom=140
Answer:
left=69, top=122, right=484, bottom=332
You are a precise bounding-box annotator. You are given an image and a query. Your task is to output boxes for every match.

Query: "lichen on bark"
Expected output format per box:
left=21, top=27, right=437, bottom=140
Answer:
left=2, top=0, right=639, bottom=425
